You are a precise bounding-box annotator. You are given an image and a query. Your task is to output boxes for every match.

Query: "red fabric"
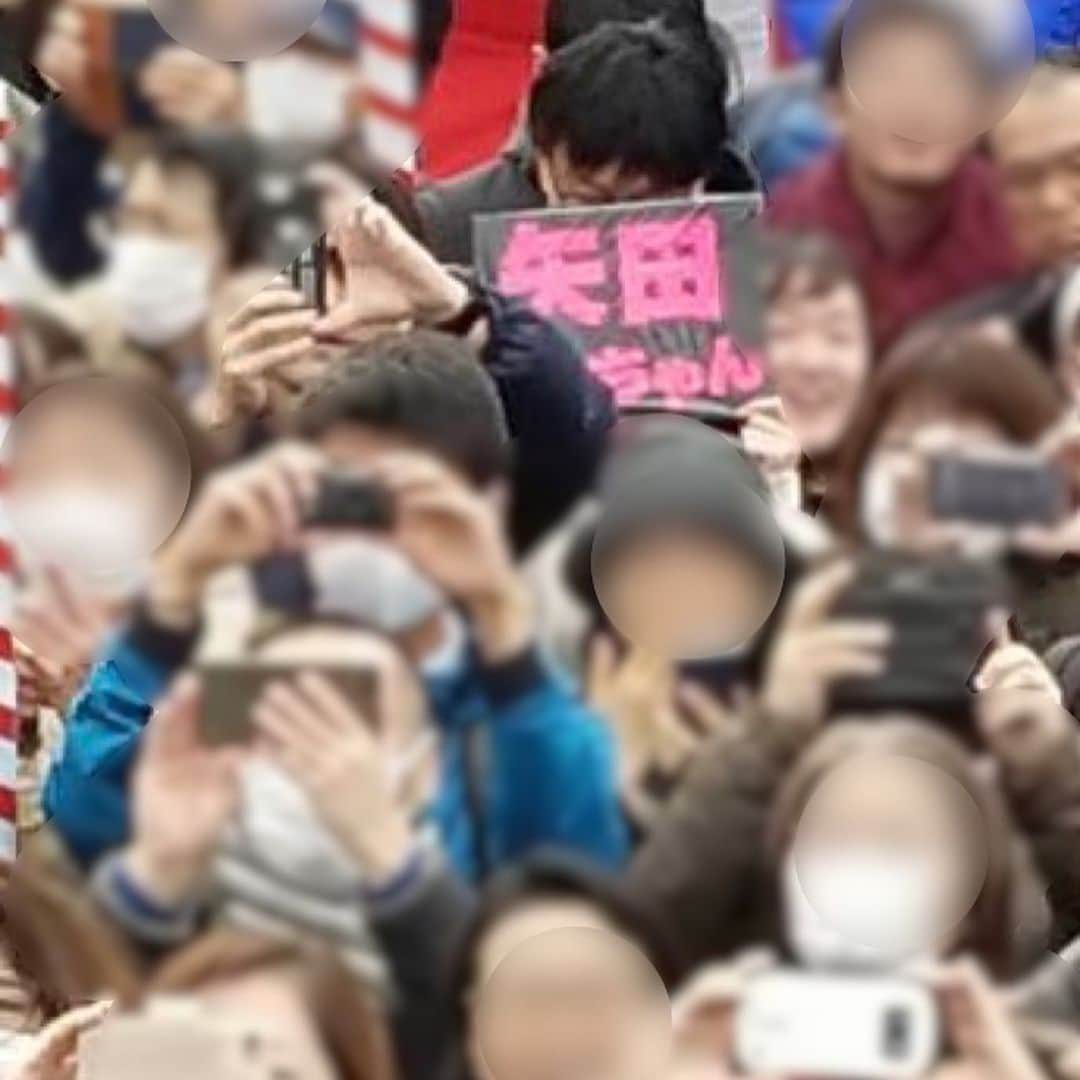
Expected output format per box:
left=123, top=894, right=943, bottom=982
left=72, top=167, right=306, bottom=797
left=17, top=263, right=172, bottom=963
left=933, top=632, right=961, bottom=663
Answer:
left=420, top=0, right=546, bottom=180
left=768, top=150, right=1027, bottom=351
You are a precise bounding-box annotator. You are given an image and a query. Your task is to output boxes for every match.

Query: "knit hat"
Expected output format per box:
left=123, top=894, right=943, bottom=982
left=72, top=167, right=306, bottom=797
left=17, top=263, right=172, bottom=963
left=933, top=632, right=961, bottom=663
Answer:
left=591, top=416, right=786, bottom=585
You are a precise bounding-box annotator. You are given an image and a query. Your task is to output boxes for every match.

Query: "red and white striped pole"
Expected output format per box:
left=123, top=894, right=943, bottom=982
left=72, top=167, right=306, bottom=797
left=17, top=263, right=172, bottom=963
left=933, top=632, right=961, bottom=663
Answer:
left=0, top=88, right=18, bottom=861
left=354, top=0, right=421, bottom=173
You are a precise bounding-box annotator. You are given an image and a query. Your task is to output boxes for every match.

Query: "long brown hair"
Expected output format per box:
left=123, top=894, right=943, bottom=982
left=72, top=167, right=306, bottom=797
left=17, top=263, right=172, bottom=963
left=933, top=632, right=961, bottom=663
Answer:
left=1, top=832, right=398, bottom=1079
left=766, top=719, right=1047, bottom=978
left=826, top=327, right=1066, bottom=539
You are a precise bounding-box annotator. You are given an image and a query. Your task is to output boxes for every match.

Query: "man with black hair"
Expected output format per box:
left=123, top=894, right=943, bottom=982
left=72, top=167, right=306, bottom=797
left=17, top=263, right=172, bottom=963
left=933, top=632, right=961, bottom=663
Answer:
left=991, top=52, right=1080, bottom=268
left=543, top=0, right=708, bottom=53
left=44, top=331, right=628, bottom=881
left=769, top=4, right=1025, bottom=349
left=417, top=19, right=754, bottom=266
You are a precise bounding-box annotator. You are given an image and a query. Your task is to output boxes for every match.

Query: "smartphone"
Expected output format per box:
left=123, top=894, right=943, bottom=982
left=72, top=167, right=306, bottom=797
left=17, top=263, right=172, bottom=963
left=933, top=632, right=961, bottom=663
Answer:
left=930, top=452, right=1069, bottom=529
left=829, top=551, right=1007, bottom=730
left=304, top=473, right=395, bottom=530
left=290, top=235, right=328, bottom=315
left=197, top=662, right=376, bottom=746
left=734, top=971, right=940, bottom=1079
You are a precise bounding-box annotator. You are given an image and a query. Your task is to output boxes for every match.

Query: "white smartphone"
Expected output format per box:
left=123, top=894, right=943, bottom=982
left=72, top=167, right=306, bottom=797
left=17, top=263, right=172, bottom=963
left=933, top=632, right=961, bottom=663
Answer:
left=734, top=971, right=940, bottom=1079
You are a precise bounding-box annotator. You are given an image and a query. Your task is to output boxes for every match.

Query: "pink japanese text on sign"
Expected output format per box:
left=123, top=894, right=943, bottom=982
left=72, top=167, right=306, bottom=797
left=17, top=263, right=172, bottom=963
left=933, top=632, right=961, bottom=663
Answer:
left=474, top=196, right=768, bottom=419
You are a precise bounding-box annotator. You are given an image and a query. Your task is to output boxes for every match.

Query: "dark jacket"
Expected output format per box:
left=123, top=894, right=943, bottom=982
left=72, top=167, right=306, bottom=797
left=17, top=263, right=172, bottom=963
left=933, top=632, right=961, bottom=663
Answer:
left=625, top=713, right=1058, bottom=981
left=479, top=288, right=615, bottom=553
left=417, top=140, right=760, bottom=268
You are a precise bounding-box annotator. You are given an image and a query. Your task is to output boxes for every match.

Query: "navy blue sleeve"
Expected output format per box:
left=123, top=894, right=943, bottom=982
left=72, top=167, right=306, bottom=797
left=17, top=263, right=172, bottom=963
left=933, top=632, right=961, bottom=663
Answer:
left=481, top=288, right=616, bottom=552
left=17, top=105, right=113, bottom=284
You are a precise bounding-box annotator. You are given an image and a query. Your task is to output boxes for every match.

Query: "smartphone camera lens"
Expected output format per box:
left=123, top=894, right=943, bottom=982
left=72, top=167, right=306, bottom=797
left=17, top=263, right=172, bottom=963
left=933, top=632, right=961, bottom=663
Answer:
left=882, top=1007, right=910, bottom=1060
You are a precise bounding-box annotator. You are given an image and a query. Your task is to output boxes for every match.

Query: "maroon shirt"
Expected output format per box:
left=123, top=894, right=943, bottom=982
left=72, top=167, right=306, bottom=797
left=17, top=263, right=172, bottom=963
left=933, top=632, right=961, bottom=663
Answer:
left=767, top=149, right=1026, bottom=351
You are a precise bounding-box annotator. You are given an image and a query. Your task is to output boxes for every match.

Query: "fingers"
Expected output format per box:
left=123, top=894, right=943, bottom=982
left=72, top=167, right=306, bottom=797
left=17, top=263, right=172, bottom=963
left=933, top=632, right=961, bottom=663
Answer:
left=975, top=643, right=1060, bottom=699
left=295, top=670, right=368, bottom=737
left=678, top=682, right=733, bottom=735
left=145, top=675, right=203, bottom=761
left=786, top=559, right=857, bottom=631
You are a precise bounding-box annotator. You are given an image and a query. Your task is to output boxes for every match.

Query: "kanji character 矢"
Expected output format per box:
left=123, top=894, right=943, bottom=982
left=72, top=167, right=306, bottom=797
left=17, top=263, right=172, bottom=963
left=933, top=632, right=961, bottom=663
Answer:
left=497, top=222, right=608, bottom=326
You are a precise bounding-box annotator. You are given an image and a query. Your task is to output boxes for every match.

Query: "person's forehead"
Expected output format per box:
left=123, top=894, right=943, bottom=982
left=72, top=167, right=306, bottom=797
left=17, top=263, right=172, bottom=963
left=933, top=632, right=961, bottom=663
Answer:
left=994, top=77, right=1080, bottom=161
left=771, top=277, right=863, bottom=317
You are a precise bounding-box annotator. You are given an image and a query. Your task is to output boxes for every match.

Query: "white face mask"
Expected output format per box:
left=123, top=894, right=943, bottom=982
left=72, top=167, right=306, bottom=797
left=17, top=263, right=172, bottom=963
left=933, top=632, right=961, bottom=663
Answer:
left=106, top=234, right=213, bottom=349
left=782, top=850, right=942, bottom=972
left=10, top=485, right=154, bottom=584
left=233, top=759, right=366, bottom=898
left=244, top=54, right=354, bottom=142
left=308, top=537, right=445, bottom=634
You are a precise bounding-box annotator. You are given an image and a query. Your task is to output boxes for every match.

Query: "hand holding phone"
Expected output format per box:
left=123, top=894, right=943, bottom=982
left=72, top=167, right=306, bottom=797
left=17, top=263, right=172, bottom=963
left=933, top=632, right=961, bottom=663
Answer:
left=828, top=551, right=1008, bottom=731
left=734, top=971, right=940, bottom=1079
left=304, top=472, right=396, bottom=531
left=198, top=662, right=375, bottom=747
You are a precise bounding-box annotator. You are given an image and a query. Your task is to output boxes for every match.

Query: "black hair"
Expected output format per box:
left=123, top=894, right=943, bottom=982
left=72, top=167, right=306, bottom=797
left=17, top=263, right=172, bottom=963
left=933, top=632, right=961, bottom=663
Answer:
left=544, top=0, right=707, bottom=53
left=443, top=851, right=682, bottom=1079
left=292, top=331, right=511, bottom=486
left=529, top=20, right=729, bottom=187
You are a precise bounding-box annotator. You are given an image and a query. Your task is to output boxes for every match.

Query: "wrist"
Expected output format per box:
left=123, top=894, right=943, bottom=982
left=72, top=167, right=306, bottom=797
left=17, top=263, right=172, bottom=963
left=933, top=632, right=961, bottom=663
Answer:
left=468, top=577, right=533, bottom=663
left=421, top=275, right=472, bottom=327
left=124, top=842, right=208, bottom=909
left=148, top=551, right=206, bottom=630
left=346, top=816, right=414, bottom=884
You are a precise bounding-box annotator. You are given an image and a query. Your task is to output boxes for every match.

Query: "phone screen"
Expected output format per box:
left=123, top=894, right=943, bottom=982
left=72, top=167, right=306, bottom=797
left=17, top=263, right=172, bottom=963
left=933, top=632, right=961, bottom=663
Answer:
left=197, top=662, right=375, bottom=746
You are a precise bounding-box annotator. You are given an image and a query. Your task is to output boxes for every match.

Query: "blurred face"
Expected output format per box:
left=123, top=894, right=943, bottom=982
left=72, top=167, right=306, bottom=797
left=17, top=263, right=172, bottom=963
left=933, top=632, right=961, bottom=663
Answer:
left=150, top=0, right=323, bottom=62
left=843, top=16, right=987, bottom=145
left=469, top=901, right=671, bottom=1080
left=767, top=279, right=870, bottom=456
left=993, top=78, right=1080, bottom=267
left=119, top=159, right=226, bottom=270
left=9, top=383, right=190, bottom=581
left=788, top=752, right=987, bottom=962
left=596, top=525, right=780, bottom=659
left=858, top=399, right=1013, bottom=552
left=832, top=80, right=972, bottom=192
left=536, top=144, right=696, bottom=207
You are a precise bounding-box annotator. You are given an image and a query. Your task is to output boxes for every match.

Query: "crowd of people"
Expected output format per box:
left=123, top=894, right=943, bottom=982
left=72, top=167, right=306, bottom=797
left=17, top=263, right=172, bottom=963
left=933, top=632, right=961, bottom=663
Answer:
left=2, top=0, right=1080, bottom=1076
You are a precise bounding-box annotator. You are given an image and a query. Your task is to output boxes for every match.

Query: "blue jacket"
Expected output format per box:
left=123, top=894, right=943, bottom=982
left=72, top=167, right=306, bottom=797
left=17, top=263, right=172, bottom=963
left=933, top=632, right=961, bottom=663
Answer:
left=42, top=611, right=628, bottom=879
